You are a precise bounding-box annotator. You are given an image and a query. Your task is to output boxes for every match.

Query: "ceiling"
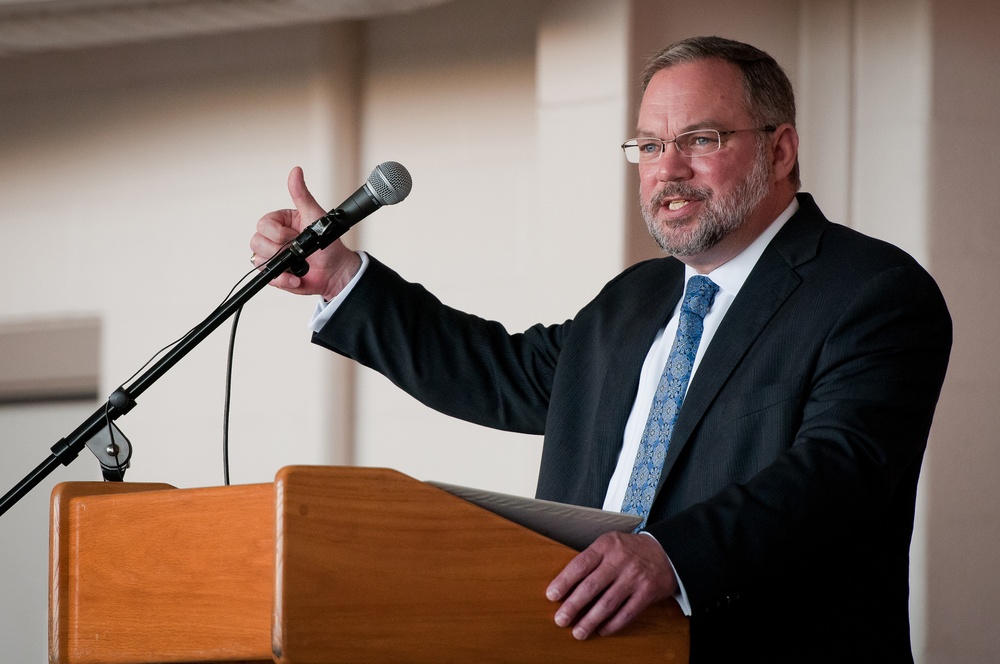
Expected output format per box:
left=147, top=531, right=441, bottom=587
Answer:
left=0, top=0, right=452, bottom=56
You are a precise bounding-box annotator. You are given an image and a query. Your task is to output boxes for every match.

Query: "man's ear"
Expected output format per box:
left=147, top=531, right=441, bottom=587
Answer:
left=770, top=124, right=799, bottom=182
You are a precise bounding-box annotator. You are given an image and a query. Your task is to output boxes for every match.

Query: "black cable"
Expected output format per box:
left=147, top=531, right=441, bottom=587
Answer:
left=96, top=251, right=285, bottom=485
left=223, top=306, right=243, bottom=486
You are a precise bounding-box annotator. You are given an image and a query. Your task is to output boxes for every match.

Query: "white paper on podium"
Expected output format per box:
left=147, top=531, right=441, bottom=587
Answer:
left=427, top=481, right=641, bottom=551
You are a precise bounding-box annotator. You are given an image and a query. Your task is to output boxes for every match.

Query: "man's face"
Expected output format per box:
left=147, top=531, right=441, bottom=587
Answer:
left=636, top=59, right=775, bottom=258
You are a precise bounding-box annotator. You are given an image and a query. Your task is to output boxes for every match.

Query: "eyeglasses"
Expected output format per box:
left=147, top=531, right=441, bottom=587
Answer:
left=621, top=126, right=776, bottom=163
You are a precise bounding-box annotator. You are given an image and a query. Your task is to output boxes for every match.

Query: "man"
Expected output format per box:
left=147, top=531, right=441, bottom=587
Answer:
left=250, top=36, right=951, bottom=662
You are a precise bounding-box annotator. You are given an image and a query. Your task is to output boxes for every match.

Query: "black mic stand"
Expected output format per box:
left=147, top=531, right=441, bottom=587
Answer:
left=0, top=207, right=353, bottom=518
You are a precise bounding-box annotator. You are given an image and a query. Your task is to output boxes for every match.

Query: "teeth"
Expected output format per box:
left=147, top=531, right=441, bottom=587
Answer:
left=667, top=199, right=689, bottom=211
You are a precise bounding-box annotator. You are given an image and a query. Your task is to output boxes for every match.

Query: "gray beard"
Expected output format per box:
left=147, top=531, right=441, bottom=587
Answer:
left=641, top=146, right=771, bottom=256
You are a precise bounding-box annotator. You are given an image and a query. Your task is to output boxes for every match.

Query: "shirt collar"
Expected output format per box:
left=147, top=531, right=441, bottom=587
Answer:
left=684, top=197, right=800, bottom=298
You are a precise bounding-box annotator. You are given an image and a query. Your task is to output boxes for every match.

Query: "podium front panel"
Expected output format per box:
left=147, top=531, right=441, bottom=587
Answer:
left=50, top=481, right=274, bottom=664
left=273, top=466, right=688, bottom=664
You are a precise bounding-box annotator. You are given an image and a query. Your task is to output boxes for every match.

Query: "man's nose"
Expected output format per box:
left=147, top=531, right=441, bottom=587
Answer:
left=652, top=143, right=694, bottom=181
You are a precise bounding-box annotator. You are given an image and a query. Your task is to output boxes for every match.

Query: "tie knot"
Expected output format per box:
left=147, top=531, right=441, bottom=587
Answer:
left=682, top=276, right=719, bottom=319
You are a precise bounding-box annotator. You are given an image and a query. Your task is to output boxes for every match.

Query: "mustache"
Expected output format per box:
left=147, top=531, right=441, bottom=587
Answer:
left=650, top=184, right=712, bottom=208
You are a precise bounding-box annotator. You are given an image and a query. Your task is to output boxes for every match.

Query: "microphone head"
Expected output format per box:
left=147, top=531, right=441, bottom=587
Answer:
left=367, top=161, right=412, bottom=206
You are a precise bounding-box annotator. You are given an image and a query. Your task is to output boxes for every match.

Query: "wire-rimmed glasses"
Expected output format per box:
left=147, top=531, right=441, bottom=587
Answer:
left=621, top=126, right=776, bottom=163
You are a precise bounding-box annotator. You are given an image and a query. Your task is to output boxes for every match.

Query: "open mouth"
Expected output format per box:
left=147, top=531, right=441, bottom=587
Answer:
left=667, top=199, right=690, bottom=211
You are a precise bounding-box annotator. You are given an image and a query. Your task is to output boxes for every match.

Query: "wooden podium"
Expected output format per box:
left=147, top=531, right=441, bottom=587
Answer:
left=49, top=466, right=689, bottom=663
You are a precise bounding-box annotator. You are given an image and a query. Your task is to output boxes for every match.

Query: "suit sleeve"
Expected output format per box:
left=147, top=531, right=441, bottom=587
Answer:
left=311, top=255, right=565, bottom=435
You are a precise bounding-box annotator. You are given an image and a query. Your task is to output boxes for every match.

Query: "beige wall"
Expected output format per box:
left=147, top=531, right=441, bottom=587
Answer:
left=925, top=1, right=1000, bottom=660
left=0, top=1, right=996, bottom=661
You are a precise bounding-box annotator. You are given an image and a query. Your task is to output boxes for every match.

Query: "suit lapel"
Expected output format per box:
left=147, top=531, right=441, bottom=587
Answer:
left=588, top=259, right=685, bottom=502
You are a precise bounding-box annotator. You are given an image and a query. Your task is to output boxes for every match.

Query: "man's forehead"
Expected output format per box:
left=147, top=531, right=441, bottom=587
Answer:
left=637, top=61, right=747, bottom=129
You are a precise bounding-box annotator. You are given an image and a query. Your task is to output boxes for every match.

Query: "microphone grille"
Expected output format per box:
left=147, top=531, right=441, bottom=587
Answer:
left=368, top=161, right=413, bottom=206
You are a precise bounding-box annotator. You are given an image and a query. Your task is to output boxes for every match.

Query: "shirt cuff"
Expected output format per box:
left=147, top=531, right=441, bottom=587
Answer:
left=639, top=530, right=692, bottom=616
left=308, top=251, right=370, bottom=333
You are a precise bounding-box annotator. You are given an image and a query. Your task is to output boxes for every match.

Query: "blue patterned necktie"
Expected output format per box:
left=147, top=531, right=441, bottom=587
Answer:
left=622, top=275, right=720, bottom=530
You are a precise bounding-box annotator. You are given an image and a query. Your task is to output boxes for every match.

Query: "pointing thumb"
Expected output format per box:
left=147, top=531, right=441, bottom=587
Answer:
left=287, top=166, right=328, bottom=230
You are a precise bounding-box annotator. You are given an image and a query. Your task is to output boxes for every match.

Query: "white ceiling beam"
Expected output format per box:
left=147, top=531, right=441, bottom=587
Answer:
left=0, top=0, right=452, bottom=55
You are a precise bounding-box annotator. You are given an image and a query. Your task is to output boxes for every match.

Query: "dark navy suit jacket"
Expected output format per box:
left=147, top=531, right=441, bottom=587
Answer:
left=314, top=193, right=952, bottom=662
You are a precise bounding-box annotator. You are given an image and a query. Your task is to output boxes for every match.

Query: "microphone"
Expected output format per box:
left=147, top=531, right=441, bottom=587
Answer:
left=335, top=160, right=413, bottom=223
left=285, top=161, right=412, bottom=275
